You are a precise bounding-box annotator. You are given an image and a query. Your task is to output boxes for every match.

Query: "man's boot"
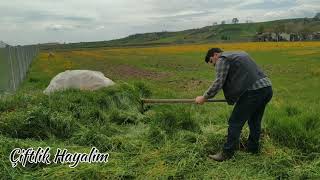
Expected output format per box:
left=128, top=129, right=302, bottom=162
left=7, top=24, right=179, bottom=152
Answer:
left=246, top=147, right=260, bottom=154
left=208, top=152, right=233, bottom=162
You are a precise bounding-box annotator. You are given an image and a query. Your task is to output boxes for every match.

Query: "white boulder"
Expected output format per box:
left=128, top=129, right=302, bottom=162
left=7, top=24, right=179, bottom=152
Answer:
left=44, top=70, right=115, bottom=95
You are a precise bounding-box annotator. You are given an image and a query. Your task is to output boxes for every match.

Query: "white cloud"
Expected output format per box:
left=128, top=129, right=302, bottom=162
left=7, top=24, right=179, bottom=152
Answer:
left=46, top=24, right=76, bottom=31
left=263, top=1, right=320, bottom=19
left=0, top=0, right=319, bottom=45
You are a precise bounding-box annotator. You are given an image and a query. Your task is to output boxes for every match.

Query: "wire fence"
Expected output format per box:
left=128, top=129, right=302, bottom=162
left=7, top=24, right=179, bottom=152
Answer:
left=0, top=45, right=39, bottom=93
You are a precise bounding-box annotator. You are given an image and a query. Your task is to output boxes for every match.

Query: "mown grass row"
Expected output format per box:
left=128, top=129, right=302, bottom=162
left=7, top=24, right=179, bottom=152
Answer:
left=0, top=83, right=208, bottom=178
left=1, top=81, right=320, bottom=179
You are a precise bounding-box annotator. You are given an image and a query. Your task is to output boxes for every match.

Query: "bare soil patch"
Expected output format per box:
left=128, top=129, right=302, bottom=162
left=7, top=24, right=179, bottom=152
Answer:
left=110, top=65, right=171, bottom=80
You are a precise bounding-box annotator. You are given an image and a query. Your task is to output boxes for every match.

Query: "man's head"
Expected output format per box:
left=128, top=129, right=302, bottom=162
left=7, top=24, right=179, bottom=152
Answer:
left=205, top=48, right=223, bottom=65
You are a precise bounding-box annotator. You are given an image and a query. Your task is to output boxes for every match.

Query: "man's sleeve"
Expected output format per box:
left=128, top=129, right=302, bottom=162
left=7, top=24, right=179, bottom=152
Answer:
left=203, top=58, right=229, bottom=99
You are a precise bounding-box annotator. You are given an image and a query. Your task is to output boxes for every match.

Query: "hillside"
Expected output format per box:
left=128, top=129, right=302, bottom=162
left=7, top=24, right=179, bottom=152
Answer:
left=41, top=18, right=320, bottom=50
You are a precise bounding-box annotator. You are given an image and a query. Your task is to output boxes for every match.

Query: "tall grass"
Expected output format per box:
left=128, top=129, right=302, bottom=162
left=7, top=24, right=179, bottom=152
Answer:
left=1, top=82, right=320, bottom=178
left=0, top=83, right=145, bottom=142
left=265, top=104, right=320, bottom=153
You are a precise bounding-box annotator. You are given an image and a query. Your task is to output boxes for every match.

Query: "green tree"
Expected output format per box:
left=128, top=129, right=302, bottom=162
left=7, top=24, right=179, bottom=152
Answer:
left=300, top=27, right=312, bottom=40
left=232, top=18, right=239, bottom=24
left=274, top=24, right=286, bottom=41
left=314, top=12, right=320, bottom=20
left=257, top=25, right=265, bottom=34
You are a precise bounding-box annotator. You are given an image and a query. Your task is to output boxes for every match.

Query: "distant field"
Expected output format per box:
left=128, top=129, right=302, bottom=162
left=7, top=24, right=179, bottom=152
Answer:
left=1, top=42, right=320, bottom=179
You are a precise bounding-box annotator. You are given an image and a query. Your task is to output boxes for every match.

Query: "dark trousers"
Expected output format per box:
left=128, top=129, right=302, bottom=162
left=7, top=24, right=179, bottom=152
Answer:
left=223, top=86, right=273, bottom=155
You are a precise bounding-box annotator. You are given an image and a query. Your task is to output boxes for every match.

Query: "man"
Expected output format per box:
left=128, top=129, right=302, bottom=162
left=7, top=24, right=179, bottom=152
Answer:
left=195, top=48, right=273, bottom=162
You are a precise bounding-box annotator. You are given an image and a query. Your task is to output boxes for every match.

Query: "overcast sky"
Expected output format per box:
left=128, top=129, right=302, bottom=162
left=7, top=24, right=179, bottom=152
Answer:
left=0, top=0, right=319, bottom=45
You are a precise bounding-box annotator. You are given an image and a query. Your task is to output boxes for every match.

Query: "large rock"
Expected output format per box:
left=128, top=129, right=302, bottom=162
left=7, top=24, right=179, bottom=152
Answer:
left=44, top=70, right=115, bottom=95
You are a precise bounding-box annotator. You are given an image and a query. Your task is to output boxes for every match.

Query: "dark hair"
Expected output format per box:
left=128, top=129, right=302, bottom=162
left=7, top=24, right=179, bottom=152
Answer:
left=205, top=48, right=223, bottom=63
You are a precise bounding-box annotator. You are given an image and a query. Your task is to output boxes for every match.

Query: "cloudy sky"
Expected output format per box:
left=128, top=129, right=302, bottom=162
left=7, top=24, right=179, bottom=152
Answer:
left=1, top=0, right=319, bottom=45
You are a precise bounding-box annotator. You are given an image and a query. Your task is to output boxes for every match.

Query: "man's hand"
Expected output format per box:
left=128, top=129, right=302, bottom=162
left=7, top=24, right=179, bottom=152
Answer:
left=195, top=96, right=206, bottom=105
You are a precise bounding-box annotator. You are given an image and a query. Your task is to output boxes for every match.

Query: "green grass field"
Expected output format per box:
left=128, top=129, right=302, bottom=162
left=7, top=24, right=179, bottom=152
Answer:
left=1, top=42, right=320, bottom=179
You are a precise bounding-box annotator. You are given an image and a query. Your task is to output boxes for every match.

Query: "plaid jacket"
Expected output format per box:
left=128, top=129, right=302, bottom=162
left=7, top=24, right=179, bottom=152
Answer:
left=203, top=57, right=272, bottom=99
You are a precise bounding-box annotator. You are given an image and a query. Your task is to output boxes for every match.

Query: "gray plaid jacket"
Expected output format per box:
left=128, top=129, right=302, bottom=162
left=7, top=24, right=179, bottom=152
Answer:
left=203, top=57, right=272, bottom=99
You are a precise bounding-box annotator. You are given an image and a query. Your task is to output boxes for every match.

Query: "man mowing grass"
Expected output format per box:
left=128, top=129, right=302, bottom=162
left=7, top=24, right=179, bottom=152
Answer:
left=195, top=48, right=273, bottom=162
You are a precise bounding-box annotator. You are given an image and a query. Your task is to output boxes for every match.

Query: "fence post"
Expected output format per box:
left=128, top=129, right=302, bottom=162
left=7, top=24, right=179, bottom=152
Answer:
left=8, top=47, right=16, bottom=91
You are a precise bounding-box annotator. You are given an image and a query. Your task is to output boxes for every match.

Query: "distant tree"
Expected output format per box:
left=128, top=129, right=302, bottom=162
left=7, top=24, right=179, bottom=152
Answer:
left=221, top=20, right=226, bottom=25
left=274, top=24, right=286, bottom=33
left=221, top=34, right=230, bottom=40
left=257, top=25, right=265, bottom=34
left=274, top=24, right=286, bottom=41
left=303, top=17, right=310, bottom=24
left=300, top=27, right=313, bottom=40
left=314, top=12, right=320, bottom=20
left=232, top=18, right=239, bottom=24
left=212, top=22, right=218, bottom=26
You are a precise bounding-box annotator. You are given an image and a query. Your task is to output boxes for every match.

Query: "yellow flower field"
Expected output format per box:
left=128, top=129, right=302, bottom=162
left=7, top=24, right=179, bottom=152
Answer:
left=99, top=41, right=320, bottom=55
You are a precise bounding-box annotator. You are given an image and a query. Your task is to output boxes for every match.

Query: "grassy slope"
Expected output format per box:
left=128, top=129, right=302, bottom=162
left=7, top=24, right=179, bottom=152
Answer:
left=111, top=18, right=320, bottom=45
left=1, top=42, right=320, bottom=179
left=41, top=18, right=320, bottom=50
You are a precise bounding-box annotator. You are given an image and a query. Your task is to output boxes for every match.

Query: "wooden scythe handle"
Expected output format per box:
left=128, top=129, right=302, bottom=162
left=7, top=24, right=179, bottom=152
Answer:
left=141, top=98, right=227, bottom=104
